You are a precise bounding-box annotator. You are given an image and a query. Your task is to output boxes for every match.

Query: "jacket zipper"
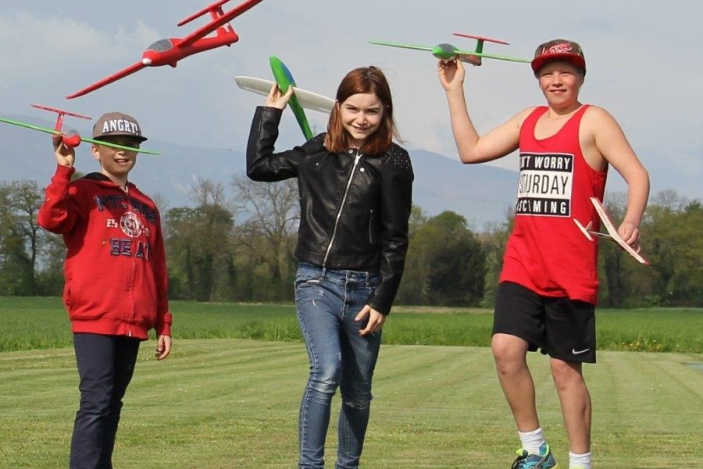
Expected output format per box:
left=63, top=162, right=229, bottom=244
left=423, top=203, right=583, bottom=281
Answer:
left=323, top=151, right=362, bottom=266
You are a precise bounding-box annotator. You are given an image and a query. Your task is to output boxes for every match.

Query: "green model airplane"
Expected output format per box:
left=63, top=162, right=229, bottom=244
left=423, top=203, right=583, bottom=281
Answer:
left=370, top=33, right=530, bottom=66
left=235, top=55, right=335, bottom=141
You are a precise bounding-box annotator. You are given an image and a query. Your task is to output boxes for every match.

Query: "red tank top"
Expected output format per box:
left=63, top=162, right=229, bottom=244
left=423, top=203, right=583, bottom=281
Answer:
left=499, top=105, right=607, bottom=304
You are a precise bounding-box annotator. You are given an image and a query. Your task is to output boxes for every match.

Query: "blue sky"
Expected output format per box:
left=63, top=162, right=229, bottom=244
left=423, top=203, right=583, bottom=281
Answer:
left=1, top=0, right=702, bottom=203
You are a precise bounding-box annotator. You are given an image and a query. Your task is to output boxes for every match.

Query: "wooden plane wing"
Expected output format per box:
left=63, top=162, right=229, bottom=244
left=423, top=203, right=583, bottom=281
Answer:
left=66, top=61, right=146, bottom=99
left=590, top=197, right=650, bottom=265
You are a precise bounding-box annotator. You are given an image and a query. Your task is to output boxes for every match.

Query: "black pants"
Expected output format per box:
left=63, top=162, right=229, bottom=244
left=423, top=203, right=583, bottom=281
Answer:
left=70, top=333, right=141, bottom=469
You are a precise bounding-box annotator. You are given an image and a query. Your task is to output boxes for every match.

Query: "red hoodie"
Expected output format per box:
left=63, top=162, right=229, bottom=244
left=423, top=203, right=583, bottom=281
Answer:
left=38, top=165, right=172, bottom=339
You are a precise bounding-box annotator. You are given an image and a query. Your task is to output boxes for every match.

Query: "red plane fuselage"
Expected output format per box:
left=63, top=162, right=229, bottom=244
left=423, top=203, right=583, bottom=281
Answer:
left=141, top=30, right=239, bottom=67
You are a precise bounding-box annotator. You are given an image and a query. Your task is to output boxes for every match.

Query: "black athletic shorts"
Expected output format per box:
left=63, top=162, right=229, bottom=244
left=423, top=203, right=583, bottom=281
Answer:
left=493, top=281, right=596, bottom=363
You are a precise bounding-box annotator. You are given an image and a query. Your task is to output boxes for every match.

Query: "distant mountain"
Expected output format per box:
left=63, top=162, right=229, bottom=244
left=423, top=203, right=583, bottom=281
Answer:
left=0, top=113, right=519, bottom=229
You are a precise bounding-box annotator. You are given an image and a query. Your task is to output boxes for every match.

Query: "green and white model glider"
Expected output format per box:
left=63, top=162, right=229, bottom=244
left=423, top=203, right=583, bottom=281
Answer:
left=235, top=55, right=335, bottom=140
left=370, top=33, right=529, bottom=66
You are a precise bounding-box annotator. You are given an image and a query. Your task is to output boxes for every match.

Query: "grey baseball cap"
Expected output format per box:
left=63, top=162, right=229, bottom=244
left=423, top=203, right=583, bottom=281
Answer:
left=92, top=111, right=147, bottom=142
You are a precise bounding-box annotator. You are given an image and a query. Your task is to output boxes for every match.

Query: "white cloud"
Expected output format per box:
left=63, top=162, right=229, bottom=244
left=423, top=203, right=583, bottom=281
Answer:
left=1, top=0, right=702, bottom=203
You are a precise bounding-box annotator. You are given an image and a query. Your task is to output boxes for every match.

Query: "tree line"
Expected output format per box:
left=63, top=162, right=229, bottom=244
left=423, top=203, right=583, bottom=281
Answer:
left=1, top=175, right=701, bottom=308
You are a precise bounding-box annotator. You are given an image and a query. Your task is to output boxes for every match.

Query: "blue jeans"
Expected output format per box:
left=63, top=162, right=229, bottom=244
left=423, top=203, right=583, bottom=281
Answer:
left=70, top=333, right=141, bottom=469
left=295, top=262, right=382, bottom=469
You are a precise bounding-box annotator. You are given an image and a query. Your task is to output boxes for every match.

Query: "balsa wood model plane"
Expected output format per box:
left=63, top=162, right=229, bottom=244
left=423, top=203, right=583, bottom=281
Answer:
left=574, top=197, right=649, bottom=265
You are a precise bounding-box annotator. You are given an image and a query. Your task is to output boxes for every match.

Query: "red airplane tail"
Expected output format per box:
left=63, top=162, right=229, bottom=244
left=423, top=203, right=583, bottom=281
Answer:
left=178, top=0, right=262, bottom=27
left=178, top=0, right=264, bottom=48
left=453, top=33, right=510, bottom=46
left=30, top=104, right=91, bottom=131
left=178, top=0, right=231, bottom=27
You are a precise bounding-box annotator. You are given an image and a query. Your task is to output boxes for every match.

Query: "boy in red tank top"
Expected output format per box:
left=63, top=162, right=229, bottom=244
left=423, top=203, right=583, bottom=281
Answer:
left=438, top=39, right=650, bottom=469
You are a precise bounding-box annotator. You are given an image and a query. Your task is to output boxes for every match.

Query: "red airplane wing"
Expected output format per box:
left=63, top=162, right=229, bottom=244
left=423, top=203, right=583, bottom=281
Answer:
left=31, top=103, right=91, bottom=132
left=178, top=0, right=265, bottom=48
left=30, top=104, right=91, bottom=120
left=453, top=33, right=510, bottom=45
left=177, top=0, right=232, bottom=27
left=66, top=61, right=146, bottom=99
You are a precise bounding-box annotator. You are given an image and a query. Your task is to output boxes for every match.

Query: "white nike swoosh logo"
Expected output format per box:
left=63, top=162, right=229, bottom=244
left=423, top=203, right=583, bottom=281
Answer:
left=572, top=348, right=591, bottom=355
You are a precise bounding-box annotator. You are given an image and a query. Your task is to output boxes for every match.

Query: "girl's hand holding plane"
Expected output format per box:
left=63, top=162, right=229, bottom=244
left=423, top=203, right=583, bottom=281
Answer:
left=266, top=83, right=294, bottom=110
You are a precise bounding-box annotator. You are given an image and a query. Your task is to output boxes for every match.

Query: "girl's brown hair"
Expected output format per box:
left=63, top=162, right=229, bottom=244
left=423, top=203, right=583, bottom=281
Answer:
left=324, top=66, right=398, bottom=155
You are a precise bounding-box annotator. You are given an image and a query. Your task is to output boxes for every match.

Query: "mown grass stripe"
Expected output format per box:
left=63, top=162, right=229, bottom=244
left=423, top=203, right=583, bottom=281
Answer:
left=1, top=340, right=701, bottom=467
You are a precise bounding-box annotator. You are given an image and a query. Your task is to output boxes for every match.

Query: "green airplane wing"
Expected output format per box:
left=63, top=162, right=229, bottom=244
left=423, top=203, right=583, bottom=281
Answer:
left=81, top=136, right=161, bottom=155
left=0, top=116, right=161, bottom=155
left=370, top=40, right=529, bottom=64
left=368, top=40, right=434, bottom=52
left=270, top=55, right=314, bottom=140
left=462, top=51, right=531, bottom=63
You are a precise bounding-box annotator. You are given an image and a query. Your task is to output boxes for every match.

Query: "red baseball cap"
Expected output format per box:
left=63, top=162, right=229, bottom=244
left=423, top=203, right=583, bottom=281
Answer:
left=531, top=39, right=586, bottom=75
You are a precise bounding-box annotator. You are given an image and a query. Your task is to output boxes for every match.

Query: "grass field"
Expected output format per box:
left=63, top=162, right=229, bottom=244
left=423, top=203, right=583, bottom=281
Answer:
left=0, top=297, right=702, bottom=468
left=2, top=297, right=702, bottom=353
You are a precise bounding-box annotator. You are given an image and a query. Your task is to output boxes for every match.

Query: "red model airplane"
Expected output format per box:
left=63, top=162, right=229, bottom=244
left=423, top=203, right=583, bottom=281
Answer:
left=0, top=104, right=161, bottom=154
left=31, top=103, right=91, bottom=148
left=66, top=0, right=265, bottom=99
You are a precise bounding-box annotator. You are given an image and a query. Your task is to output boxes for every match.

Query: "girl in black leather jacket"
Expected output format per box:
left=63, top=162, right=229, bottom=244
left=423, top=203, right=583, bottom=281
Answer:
left=246, top=66, right=413, bottom=469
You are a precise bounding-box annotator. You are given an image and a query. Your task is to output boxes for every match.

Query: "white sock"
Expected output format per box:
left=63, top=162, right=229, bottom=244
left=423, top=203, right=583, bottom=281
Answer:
left=569, top=451, right=591, bottom=469
left=518, top=428, right=546, bottom=455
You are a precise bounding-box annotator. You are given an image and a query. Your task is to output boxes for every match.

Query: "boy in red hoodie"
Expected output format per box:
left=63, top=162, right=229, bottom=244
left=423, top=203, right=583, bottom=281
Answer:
left=38, top=111, right=172, bottom=469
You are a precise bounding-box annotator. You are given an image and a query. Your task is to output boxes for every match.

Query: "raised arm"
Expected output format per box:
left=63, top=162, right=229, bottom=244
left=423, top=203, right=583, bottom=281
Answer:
left=438, top=59, right=527, bottom=164
left=37, top=136, right=81, bottom=234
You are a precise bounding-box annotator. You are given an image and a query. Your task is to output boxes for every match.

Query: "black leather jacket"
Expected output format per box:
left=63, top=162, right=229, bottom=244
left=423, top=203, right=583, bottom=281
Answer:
left=246, top=106, right=414, bottom=314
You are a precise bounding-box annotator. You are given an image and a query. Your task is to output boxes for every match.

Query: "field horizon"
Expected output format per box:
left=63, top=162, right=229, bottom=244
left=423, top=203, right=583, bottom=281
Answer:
left=2, top=296, right=702, bottom=354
